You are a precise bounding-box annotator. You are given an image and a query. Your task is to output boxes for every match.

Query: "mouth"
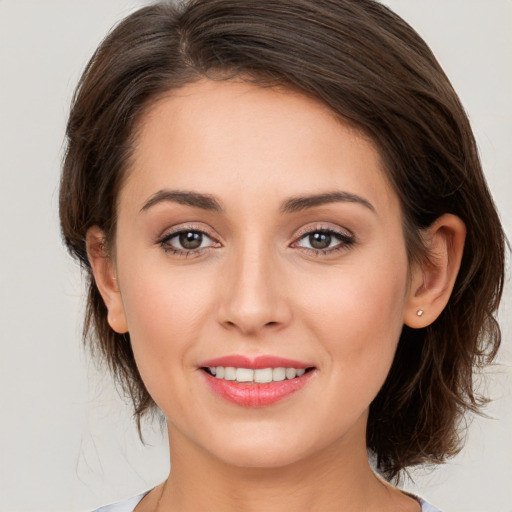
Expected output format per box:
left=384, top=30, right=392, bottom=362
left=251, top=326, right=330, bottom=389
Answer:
left=199, top=355, right=316, bottom=407
left=202, top=365, right=314, bottom=383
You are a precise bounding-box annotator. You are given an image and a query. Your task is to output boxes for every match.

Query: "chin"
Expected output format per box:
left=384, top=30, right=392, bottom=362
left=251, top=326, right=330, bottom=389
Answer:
left=198, top=424, right=326, bottom=470
left=214, top=443, right=310, bottom=469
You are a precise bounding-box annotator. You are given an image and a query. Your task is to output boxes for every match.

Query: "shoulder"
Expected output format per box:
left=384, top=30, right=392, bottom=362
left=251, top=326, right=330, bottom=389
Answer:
left=92, top=492, right=148, bottom=512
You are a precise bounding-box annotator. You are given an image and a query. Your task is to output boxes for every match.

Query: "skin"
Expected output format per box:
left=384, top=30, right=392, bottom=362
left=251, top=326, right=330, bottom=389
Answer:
left=88, top=79, right=466, bottom=511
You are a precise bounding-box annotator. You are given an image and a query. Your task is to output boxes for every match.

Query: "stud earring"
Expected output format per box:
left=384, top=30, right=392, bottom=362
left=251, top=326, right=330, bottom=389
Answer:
left=416, top=309, right=424, bottom=317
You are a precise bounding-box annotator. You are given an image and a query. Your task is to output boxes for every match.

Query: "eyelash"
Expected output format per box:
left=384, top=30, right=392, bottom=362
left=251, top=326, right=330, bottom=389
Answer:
left=291, top=226, right=355, bottom=256
left=156, top=226, right=355, bottom=257
left=157, top=226, right=219, bottom=257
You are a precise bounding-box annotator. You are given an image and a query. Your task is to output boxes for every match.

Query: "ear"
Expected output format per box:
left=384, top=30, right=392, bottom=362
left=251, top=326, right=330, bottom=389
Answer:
left=404, top=214, right=466, bottom=329
left=86, top=226, right=128, bottom=334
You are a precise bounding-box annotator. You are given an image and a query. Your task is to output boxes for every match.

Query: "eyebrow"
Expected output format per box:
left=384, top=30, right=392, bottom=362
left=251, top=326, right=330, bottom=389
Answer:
left=140, top=190, right=223, bottom=213
left=140, top=189, right=375, bottom=215
left=280, top=191, right=375, bottom=214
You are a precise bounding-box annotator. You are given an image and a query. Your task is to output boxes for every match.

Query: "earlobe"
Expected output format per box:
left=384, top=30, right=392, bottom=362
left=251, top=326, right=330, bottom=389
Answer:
left=86, top=226, right=128, bottom=334
left=404, top=214, right=466, bottom=329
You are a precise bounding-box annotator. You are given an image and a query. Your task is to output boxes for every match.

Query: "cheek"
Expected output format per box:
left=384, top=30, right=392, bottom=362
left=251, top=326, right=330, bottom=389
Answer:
left=295, top=250, right=409, bottom=395
left=116, top=260, right=216, bottom=400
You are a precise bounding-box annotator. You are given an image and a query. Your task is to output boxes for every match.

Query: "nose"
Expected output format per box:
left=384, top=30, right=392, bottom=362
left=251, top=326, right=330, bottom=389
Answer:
left=217, top=245, right=292, bottom=336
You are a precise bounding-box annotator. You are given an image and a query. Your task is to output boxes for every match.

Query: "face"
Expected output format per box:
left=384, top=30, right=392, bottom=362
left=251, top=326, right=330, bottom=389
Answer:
left=106, top=79, right=413, bottom=468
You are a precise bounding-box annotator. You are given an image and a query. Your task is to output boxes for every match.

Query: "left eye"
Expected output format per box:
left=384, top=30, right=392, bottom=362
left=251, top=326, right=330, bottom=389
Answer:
left=161, top=230, right=215, bottom=251
left=295, top=230, right=351, bottom=251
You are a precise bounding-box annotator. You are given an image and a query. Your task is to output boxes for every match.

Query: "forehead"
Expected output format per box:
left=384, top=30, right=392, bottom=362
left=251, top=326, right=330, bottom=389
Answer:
left=123, top=79, right=398, bottom=216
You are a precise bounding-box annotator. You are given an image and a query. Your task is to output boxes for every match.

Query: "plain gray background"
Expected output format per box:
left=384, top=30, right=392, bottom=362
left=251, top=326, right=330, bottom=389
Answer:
left=0, top=1, right=510, bottom=511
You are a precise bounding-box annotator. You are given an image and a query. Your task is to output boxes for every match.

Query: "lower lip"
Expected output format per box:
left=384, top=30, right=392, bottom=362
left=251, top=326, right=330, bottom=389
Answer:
left=201, top=370, right=314, bottom=407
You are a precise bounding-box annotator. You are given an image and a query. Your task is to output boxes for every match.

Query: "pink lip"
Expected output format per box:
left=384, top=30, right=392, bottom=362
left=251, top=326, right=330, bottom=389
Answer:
left=199, top=355, right=315, bottom=407
left=200, top=355, right=312, bottom=369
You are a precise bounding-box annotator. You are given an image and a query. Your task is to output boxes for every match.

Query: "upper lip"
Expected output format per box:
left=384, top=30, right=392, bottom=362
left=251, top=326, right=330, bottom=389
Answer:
left=199, top=355, right=313, bottom=370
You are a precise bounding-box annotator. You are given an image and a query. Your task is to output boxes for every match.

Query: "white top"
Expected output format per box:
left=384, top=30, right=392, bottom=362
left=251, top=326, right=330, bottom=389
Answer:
left=93, top=493, right=148, bottom=512
left=93, top=492, right=442, bottom=511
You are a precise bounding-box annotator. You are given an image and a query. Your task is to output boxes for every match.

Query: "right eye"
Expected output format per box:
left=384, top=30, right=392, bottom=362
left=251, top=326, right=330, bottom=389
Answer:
left=158, top=229, right=218, bottom=254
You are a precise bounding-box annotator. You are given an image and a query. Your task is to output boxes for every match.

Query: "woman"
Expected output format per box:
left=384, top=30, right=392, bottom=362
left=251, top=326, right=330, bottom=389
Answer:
left=59, top=1, right=505, bottom=510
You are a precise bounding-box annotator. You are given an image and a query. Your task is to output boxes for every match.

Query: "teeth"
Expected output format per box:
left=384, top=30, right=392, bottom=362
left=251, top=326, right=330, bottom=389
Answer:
left=285, top=368, right=296, bottom=380
left=254, top=368, right=273, bottom=383
left=224, top=367, right=236, bottom=380
left=272, top=367, right=286, bottom=381
left=210, top=366, right=308, bottom=383
left=236, top=368, right=254, bottom=382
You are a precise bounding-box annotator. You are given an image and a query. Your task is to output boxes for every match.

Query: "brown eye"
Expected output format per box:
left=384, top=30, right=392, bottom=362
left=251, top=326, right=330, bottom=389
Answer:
left=179, top=231, right=203, bottom=249
left=159, top=229, right=217, bottom=253
left=309, top=232, right=332, bottom=249
left=294, top=228, right=354, bottom=253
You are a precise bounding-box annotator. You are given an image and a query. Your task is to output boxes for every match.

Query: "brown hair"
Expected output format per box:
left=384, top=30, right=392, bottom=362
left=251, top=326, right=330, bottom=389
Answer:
left=59, top=0, right=505, bottom=479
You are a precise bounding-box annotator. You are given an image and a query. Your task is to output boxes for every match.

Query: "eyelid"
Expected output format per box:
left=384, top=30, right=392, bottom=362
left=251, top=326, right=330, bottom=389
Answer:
left=290, top=224, right=355, bottom=254
left=156, top=223, right=222, bottom=253
left=292, top=223, right=353, bottom=240
left=160, top=229, right=215, bottom=246
left=156, top=222, right=219, bottom=242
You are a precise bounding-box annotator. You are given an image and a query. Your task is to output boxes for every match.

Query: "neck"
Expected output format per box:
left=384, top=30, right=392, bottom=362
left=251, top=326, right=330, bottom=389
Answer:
left=146, top=418, right=411, bottom=512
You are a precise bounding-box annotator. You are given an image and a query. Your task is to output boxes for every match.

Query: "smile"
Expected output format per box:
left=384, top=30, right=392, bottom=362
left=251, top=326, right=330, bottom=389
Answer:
left=205, top=366, right=307, bottom=383
left=199, top=356, right=316, bottom=407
